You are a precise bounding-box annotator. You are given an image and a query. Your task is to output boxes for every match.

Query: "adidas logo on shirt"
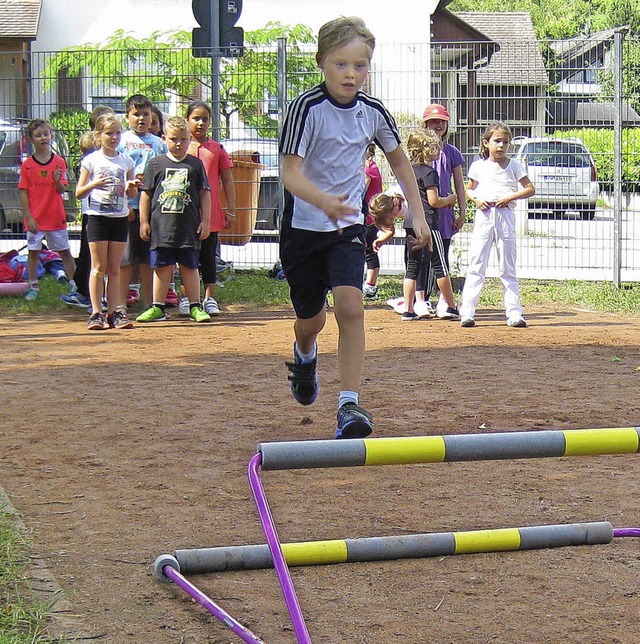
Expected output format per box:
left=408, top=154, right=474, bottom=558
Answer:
left=355, top=110, right=364, bottom=118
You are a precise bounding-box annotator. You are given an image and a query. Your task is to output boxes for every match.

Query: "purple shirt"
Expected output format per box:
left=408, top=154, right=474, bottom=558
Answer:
left=432, top=143, right=465, bottom=239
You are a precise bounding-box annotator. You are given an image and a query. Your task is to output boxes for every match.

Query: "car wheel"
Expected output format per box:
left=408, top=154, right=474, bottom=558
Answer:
left=580, top=205, right=596, bottom=221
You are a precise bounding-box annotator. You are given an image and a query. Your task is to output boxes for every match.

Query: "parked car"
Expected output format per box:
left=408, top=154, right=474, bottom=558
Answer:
left=512, top=136, right=599, bottom=220
left=221, top=138, right=282, bottom=231
left=0, top=118, right=78, bottom=231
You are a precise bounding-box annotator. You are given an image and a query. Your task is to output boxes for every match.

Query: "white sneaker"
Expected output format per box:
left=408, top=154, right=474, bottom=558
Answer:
left=203, top=296, right=220, bottom=316
left=414, top=301, right=433, bottom=319
left=507, top=317, right=527, bottom=328
left=178, top=297, right=190, bottom=316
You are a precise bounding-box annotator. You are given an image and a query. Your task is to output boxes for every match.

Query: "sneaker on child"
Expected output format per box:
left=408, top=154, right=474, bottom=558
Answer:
left=401, top=311, right=418, bottom=321
left=61, top=292, right=91, bottom=308
left=414, top=301, right=433, bottom=319
left=24, top=286, right=39, bottom=302
left=87, top=312, right=108, bottom=330
left=507, top=317, right=527, bottom=328
left=190, top=306, right=211, bottom=323
left=136, top=305, right=166, bottom=322
left=165, top=287, right=179, bottom=307
left=335, top=403, right=373, bottom=439
left=107, top=310, right=134, bottom=329
left=460, top=318, right=476, bottom=327
left=437, top=307, right=461, bottom=320
left=285, top=347, right=318, bottom=406
left=126, top=288, right=140, bottom=306
left=362, top=283, right=378, bottom=299
left=178, top=297, right=190, bottom=316
left=203, top=296, right=220, bottom=316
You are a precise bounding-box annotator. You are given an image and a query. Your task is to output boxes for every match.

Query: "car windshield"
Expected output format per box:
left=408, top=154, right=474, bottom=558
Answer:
left=522, top=141, right=591, bottom=168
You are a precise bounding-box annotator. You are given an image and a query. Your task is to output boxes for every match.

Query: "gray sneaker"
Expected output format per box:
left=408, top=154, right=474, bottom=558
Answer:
left=335, top=403, right=373, bottom=439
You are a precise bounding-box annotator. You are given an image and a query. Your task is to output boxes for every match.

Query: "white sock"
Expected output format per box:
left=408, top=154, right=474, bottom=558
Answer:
left=294, top=342, right=317, bottom=363
left=338, top=391, right=358, bottom=408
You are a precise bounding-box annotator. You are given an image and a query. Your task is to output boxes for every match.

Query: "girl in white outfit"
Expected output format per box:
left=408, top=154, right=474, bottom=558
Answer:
left=459, top=122, right=535, bottom=328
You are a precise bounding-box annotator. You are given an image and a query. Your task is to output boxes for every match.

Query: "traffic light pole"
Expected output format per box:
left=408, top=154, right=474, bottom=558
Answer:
left=209, top=0, right=221, bottom=140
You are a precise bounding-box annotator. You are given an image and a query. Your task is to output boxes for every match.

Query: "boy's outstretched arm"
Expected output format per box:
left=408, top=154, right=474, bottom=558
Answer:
left=280, top=154, right=358, bottom=226
left=385, top=146, right=432, bottom=250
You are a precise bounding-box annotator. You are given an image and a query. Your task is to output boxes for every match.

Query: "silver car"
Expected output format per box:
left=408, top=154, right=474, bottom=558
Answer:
left=512, top=136, right=599, bottom=220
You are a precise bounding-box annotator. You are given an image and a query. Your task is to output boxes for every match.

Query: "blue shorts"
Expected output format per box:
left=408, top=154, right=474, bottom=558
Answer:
left=280, top=222, right=365, bottom=319
left=150, top=247, right=200, bottom=270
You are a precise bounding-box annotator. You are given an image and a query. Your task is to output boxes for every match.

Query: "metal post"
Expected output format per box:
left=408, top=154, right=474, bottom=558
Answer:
left=210, top=0, right=221, bottom=140
left=613, top=29, right=624, bottom=287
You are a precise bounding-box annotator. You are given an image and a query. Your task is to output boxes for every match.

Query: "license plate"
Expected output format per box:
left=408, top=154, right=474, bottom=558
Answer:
left=542, top=175, right=572, bottom=183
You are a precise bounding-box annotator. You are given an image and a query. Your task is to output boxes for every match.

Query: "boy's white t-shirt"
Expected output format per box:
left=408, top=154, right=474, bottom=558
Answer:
left=468, top=158, right=527, bottom=210
left=81, top=150, right=134, bottom=217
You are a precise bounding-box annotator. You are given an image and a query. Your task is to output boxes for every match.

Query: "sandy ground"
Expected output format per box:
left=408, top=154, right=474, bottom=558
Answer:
left=0, top=304, right=639, bottom=643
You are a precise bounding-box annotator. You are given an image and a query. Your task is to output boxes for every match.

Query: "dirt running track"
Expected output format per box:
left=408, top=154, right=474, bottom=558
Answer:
left=0, top=304, right=639, bottom=644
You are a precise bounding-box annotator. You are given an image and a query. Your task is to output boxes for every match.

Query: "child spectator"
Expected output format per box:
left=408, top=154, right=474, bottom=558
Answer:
left=150, top=106, right=164, bottom=137
left=76, top=113, right=137, bottom=330
left=180, top=100, right=235, bottom=317
left=419, top=103, right=467, bottom=318
left=136, top=116, right=212, bottom=324
left=18, top=119, right=77, bottom=301
left=363, top=191, right=402, bottom=300
left=280, top=16, right=431, bottom=439
left=460, top=121, right=535, bottom=328
left=117, top=94, right=167, bottom=311
left=401, top=129, right=458, bottom=321
left=362, top=143, right=384, bottom=298
left=61, top=128, right=102, bottom=308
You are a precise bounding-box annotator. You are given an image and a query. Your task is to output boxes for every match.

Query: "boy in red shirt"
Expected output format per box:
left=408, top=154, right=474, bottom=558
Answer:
left=18, top=119, right=76, bottom=301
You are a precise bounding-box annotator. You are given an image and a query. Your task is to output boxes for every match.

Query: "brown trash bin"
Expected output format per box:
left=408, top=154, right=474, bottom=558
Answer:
left=219, top=150, right=263, bottom=246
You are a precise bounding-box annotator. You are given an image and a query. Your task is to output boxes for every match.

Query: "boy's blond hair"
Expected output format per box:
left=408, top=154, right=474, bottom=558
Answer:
left=316, top=16, right=375, bottom=63
left=79, top=132, right=97, bottom=156
left=406, top=128, right=442, bottom=165
left=164, top=116, right=190, bottom=135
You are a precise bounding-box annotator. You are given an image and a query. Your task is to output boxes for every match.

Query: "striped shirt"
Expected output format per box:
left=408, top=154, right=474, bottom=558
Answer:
left=280, top=83, right=400, bottom=232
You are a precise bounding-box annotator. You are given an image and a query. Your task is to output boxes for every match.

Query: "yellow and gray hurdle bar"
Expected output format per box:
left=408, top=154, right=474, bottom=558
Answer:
left=156, top=427, right=640, bottom=644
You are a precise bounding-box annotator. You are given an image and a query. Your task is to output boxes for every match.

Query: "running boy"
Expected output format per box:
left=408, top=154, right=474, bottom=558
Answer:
left=280, top=16, right=431, bottom=439
left=136, top=116, right=212, bottom=324
left=117, top=94, right=167, bottom=310
left=18, top=119, right=76, bottom=301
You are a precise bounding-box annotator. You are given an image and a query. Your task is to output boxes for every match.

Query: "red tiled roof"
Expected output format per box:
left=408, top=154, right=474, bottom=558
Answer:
left=0, top=0, right=42, bottom=40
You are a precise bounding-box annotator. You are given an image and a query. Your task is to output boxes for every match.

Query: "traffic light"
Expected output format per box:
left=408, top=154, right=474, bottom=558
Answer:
left=192, top=0, right=244, bottom=58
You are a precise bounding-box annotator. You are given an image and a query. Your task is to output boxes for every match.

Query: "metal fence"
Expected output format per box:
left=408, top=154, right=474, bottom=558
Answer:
left=1, top=32, right=639, bottom=283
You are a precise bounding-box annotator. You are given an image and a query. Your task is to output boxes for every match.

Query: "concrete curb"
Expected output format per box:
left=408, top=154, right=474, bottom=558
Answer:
left=0, top=485, right=91, bottom=642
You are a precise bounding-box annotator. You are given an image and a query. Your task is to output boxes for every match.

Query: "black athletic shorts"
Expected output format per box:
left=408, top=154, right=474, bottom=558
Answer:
left=280, top=222, right=365, bottom=319
left=86, top=215, right=129, bottom=243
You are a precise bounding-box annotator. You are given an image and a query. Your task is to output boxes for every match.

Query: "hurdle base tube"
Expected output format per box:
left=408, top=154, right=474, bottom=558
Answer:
left=172, top=522, right=614, bottom=574
left=162, top=563, right=266, bottom=644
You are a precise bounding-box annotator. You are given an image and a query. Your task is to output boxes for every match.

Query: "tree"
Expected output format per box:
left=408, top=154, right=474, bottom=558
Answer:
left=43, top=22, right=321, bottom=138
left=449, top=0, right=634, bottom=39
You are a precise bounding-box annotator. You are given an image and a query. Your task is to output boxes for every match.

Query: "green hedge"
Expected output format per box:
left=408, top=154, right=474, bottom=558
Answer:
left=553, top=128, right=640, bottom=190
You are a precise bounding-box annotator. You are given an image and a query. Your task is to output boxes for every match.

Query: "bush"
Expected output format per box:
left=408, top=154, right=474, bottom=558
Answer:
left=553, top=127, right=640, bottom=191
left=49, top=108, right=91, bottom=173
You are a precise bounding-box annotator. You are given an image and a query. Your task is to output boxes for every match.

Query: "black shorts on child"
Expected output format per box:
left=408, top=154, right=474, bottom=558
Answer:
left=280, top=222, right=365, bottom=319
left=87, top=215, right=128, bottom=243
